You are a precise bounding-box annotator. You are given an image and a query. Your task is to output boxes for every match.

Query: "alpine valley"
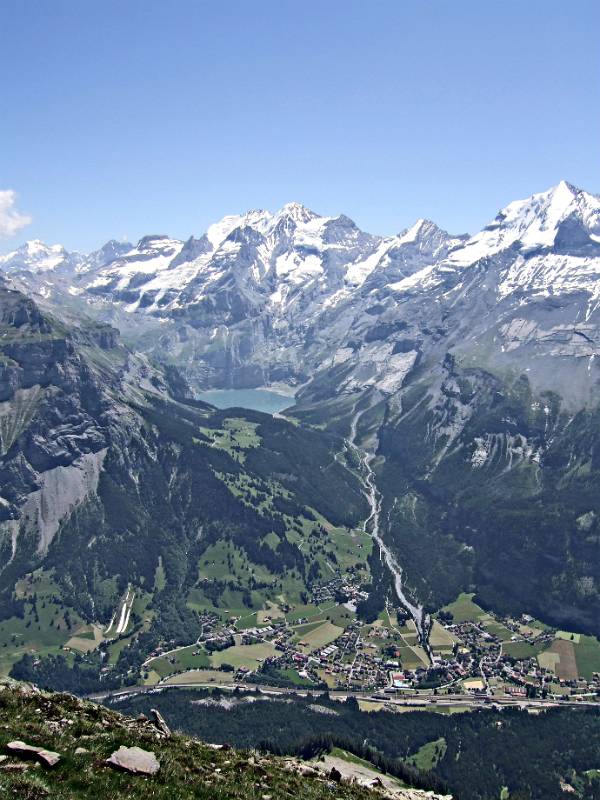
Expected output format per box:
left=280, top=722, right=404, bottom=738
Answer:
left=1, top=182, right=600, bottom=799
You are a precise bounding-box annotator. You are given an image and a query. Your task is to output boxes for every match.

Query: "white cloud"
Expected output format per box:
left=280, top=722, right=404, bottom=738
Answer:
left=0, top=190, right=32, bottom=239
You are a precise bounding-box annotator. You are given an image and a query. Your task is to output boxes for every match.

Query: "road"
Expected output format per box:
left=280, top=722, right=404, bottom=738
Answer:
left=87, top=681, right=599, bottom=712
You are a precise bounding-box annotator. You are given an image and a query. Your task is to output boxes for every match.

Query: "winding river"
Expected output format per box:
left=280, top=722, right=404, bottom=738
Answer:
left=349, top=405, right=432, bottom=660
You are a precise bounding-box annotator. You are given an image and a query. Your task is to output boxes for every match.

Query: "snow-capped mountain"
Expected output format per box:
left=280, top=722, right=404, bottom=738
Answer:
left=79, top=202, right=383, bottom=315
left=0, top=238, right=132, bottom=301
left=0, top=201, right=461, bottom=388
left=0, top=238, right=134, bottom=276
left=2, top=182, right=599, bottom=404
left=448, top=180, right=600, bottom=265
left=5, top=202, right=459, bottom=315
left=0, top=240, right=78, bottom=273
left=368, top=181, right=600, bottom=404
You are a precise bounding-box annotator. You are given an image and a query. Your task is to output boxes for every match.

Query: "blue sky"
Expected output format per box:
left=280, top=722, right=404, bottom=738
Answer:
left=1, top=0, right=599, bottom=251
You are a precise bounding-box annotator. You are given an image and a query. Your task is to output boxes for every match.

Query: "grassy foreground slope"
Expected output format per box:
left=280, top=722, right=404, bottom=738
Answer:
left=0, top=679, right=445, bottom=800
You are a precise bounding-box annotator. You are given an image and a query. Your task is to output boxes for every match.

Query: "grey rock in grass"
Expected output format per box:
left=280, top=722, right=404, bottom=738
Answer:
left=106, top=745, right=160, bottom=775
left=6, top=740, right=61, bottom=767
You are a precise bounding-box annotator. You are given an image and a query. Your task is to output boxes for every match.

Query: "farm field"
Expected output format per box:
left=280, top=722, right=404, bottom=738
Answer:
left=147, top=645, right=210, bottom=678
left=232, top=611, right=263, bottom=630
left=426, top=705, right=472, bottom=715
left=437, top=590, right=600, bottom=682
left=397, top=622, right=419, bottom=645
left=65, top=623, right=104, bottom=653
left=568, top=634, right=600, bottom=680
left=210, top=642, right=277, bottom=669
left=163, top=669, right=234, bottom=686
left=286, top=604, right=328, bottom=624
left=143, top=669, right=161, bottom=685
left=275, top=667, right=317, bottom=687
left=256, top=602, right=285, bottom=624
left=317, top=668, right=338, bottom=689
left=429, top=621, right=459, bottom=651
left=520, top=631, right=600, bottom=680
left=556, top=630, right=581, bottom=643
left=396, top=645, right=428, bottom=670
left=409, top=645, right=430, bottom=665
left=503, top=640, right=547, bottom=660
left=198, top=417, right=261, bottom=462
left=547, top=639, right=578, bottom=681
left=482, top=621, right=514, bottom=641
left=537, top=651, right=560, bottom=672
left=355, top=616, right=432, bottom=671
left=357, top=700, right=384, bottom=712
left=292, top=621, right=325, bottom=639
left=324, top=527, right=372, bottom=572
left=296, top=621, right=344, bottom=653
left=106, top=630, right=138, bottom=664
left=323, top=604, right=356, bottom=628
left=0, top=569, right=85, bottom=676
left=196, top=540, right=274, bottom=586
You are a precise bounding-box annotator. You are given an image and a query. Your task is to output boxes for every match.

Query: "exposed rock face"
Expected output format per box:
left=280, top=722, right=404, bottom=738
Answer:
left=0, top=284, right=171, bottom=571
left=285, top=755, right=452, bottom=799
left=16, top=447, right=108, bottom=555
left=106, top=745, right=160, bottom=775
left=150, top=708, right=171, bottom=738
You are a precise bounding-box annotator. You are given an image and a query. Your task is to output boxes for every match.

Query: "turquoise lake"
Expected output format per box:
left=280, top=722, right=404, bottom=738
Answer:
left=197, top=388, right=294, bottom=414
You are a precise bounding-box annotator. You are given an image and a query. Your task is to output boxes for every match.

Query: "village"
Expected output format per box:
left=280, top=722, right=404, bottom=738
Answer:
left=144, top=578, right=600, bottom=705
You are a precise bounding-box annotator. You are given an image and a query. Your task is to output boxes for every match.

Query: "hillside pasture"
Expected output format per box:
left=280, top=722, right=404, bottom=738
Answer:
left=147, top=645, right=210, bottom=678
left=439, top=593, right=487, bottom=623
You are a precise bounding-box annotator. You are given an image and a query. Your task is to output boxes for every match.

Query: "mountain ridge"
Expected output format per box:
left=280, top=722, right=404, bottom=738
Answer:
left=2, top=181, right=598, bottom=405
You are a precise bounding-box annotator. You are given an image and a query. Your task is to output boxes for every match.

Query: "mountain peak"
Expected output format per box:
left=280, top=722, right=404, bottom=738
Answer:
left=136, top=234, right=174, bottom=249
left=277, top=201, right=319, bottom=224
left=547, top=179, right=598, bottom=200
left=498, top=181, right=600, bottom=244
left=555, top=178, right=578, bottom=194
left=397, top=218, right=446, bottom=244
left=24, top=240, right=66, bottom=255
left=204, top=204, right=321, bottom=251
left=447, top=181, right=600, bottom=266
left=0, top=239, right=71, bottom=272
